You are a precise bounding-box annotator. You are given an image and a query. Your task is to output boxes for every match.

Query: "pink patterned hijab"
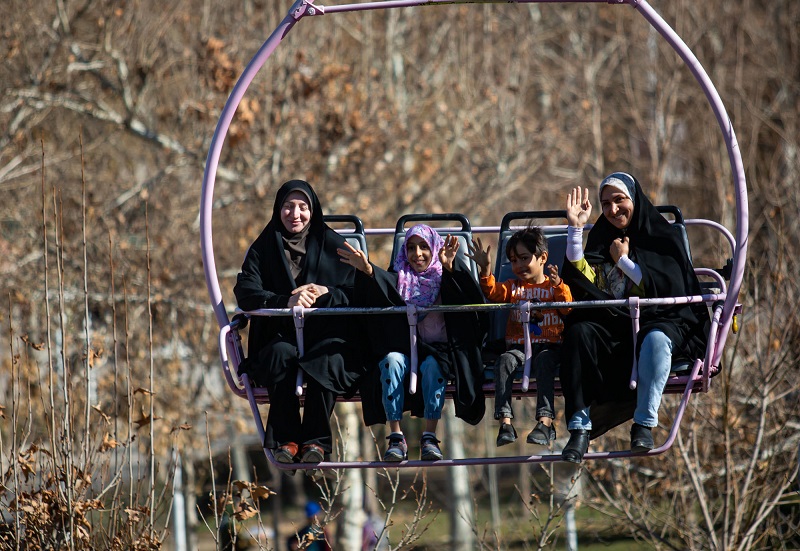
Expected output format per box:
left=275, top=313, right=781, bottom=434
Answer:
left=394, top=224, right=444, bottom=307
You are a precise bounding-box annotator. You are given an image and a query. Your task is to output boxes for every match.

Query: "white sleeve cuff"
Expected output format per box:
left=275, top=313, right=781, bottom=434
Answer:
left=616, top=254, right=643, bottom=285
left=566, top=226, right=584, bottom=262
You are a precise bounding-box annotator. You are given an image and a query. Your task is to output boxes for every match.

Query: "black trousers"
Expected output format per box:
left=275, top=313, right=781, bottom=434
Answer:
left=258, top=340, right=337, bottom=453
left=559, top=318, right=633, bottom=423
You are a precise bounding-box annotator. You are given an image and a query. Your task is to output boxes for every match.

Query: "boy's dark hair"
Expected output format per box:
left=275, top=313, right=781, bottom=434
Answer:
left=505, top=226, right=548, bottom=259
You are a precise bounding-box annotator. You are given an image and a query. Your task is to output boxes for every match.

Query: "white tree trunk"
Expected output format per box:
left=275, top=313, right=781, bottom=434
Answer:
left=444, top=407, right=475, bottom=551
left=339, top=402, right=366, bottom=550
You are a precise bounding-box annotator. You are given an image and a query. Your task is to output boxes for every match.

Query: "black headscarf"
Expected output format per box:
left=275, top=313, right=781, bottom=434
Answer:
left=562, top=173, right=709, bottom=359
left=234, top=179, right=355, bottom=355
left=275, top=181, right=314, bottom=278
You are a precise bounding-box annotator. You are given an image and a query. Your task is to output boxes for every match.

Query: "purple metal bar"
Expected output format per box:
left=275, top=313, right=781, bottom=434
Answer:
left=703, top=304, right=724, bottom=392
left=520, top=302, right=533, bottom=392
left=632, top=0, right=748, bottom=369
left=407, top=304, right=419, bottom=394
left=200, top=0, right=746, bottom=468
left=240, top=294, right=726, bottom=317
left=260, top=357, right=703, bottom=470
left=685, top=219, right=736, bottom=257
left=292, top=306, right=306, bottom=395
left=200, top=1, right=305, bottom=333
left=628, top=296, right=640, bottom=390
left=695, top=268, right=727, bottom=295
left=316, top=0, right=624, bottom=17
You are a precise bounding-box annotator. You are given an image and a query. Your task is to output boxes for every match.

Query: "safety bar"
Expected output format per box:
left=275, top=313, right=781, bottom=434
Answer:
left=228, top=293, right=725, bottom=398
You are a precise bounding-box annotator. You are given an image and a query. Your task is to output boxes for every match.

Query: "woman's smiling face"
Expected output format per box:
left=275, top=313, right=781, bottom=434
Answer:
left=405, top=234, right=433, bottom=273
left=280, top=190, right=311, bottom=233
left=600, top=187, right=634, bottom=230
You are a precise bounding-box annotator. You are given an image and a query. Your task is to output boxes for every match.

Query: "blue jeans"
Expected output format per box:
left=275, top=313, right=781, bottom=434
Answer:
left=380, top=352, right=446, bottom=421
left=634, top=330, right=673, bottom=428
left=566, top=329, right=673, bottom=431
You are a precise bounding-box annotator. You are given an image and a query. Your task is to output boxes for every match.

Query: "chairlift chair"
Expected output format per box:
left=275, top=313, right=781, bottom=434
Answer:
left=200, top=0, right=748, bottom=471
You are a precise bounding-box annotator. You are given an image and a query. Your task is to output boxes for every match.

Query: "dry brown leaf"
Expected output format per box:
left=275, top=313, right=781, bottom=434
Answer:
left=99, top=433, right=120, bottom=452
left=249, top=485, right=275, bottom=500
left=170, top=423, right=193, bottom=433
left=133, top=406, right=161, bottom=429
left=232, top=480, right=249, bottom=491
left=233, top=500, right=258, bottom=521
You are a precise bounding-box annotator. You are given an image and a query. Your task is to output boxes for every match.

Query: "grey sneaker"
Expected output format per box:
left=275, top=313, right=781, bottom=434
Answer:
left=383, top=434, right=408, bottom=462
left=420, top=435, right=443, bottom=461
left=527, top=421, right=556, bottom=445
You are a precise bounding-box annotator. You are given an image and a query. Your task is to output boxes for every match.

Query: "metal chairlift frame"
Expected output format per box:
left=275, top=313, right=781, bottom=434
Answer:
left=200, top=0, right=748, bottom=471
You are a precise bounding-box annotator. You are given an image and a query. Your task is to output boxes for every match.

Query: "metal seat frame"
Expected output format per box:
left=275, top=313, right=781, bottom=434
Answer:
left=201, top=0, right=748, bottom=471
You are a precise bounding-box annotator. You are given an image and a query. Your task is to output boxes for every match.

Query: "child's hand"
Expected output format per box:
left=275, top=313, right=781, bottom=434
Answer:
left=566, top=187, right=592, bottom=228
left=439, top=234, right=459, bottom=272
left=337, top=242, right=373, bottom=276
left=546, top=264, right=562, bottom=286
left=467, top=237, right=491, bottom=277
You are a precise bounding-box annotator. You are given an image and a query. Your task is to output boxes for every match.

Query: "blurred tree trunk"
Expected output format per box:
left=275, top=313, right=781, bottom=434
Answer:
left=339, top=402, right=366, bottom=550
left=444, top=407, right=475, bottom=551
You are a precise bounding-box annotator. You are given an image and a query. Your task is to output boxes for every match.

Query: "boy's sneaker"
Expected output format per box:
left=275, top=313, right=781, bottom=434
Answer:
left=496, top=423, right=518, bottom=447
left=527, top=421, right=556, bottom=445
left=383, top=434, right=408, bottom=462
left=420, top=435, right=443, bottom=461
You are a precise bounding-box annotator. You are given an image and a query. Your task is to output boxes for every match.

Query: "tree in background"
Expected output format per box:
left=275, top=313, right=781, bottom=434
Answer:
left=1, top=0, right=798, bottom=547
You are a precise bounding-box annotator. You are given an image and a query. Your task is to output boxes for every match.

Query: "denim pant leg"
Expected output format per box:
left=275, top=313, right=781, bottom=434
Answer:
left=533, top=345, right=560, bottom=420
left=420, top=356, right=446, bottom=420
left=493, top=348, right=525, bottom=420
left=634, top=330, right=673, bottom=428
left=380, top=352, right=408, bottom=422
left=567, top=408, right=592, bottom=431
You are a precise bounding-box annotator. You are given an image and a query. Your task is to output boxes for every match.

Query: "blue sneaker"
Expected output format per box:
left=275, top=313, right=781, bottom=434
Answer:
left=420, top=435, right=443, bottom=461
left=383, top=434, right=408, bottom=462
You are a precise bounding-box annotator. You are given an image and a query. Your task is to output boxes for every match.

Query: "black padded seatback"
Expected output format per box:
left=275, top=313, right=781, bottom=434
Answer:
left=323, top=214, right=368, bottom=255
left=490, top=211, right=569, bottom=343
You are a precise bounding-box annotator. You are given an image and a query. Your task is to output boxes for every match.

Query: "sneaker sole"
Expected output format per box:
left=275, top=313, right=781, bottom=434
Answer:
left=300, top=450, right=324, bottom=463
left=420, top=451, right=443, bottom=461
left=274, top=451, right=295, bottom=464
left=383, top=453, right=407, bottom=462
left=631, top=443, right=654, bottom=453
left=527, top=435, right=550, bottom=445
left=496, top=437, right=517, bottom=447
left=561, top=453, right=583, bottom=464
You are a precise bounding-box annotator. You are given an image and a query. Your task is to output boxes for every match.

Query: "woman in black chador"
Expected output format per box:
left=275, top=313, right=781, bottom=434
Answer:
left=559, top=172, right=710, bottom=463
left=234, top=180, right=364, bottom=464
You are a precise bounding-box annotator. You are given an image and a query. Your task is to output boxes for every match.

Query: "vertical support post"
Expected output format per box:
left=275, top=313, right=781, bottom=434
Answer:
left=293, top=306, right=305, bottom=396
left=628, top=296, right=640, bottom=390
left=520, top=301, right=532, bottom=392
left=407, top=304, right=419, bottom=394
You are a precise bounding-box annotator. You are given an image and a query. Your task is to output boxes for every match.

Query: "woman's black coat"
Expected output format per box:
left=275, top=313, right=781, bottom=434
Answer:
left=560, top=176, right=710, bottom=437
left=354, top=260, right=488, bottom=426
left=233, top=180, right=365, bottom=396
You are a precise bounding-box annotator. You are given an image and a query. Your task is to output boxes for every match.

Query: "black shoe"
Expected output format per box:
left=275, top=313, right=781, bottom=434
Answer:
left=527, top=421, right=556, bottom=445
left=299, top=443, right=325, bottom=463
left=496, top=423, right=518, bottom=447
left=630, top=423, right=654, bottom=452
left=561, top=429, right=590, bottom=464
